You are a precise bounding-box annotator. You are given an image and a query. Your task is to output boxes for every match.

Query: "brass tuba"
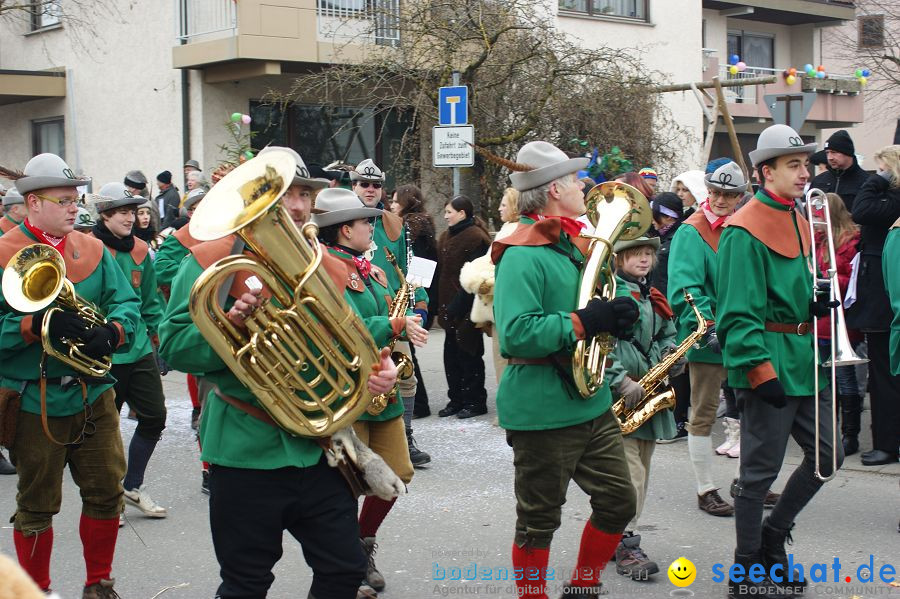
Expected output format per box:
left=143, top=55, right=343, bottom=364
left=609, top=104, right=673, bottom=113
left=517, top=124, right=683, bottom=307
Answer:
left=572, top=181, right=651, bottom=398
left=612, top=291, right=706, bottom=435
left=2, top=243, right=111, bottom=377
left=187, top=150, right=379, bottom=438
left=367, top=249, right=415, bottom=416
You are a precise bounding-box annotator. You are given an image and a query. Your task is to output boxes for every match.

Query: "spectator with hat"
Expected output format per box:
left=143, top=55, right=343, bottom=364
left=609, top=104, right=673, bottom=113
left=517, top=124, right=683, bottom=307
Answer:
left=0, top=186, right=26, bottom=236
left=155, top=170, right=180, bottom=229
left=183, top=159, right=200, bottom=187
left=670, top=170, right=706, bottom=216
left=124, top=170, right=159, bottom=231
left=810, top=129, right=869, bottom=212
left=91, top=183, right=169, bottom=521
left=638, top=167, right=658, bottom=193
left=647, top=191, right=685, bottom=297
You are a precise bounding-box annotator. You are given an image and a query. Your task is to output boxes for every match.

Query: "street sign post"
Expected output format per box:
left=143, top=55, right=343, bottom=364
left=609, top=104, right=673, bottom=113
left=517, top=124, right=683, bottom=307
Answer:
left=439, top=85, right=468, bottom=126
left=764, top=92, right=817, bottom=129
left=433, top=125, right=475, bottom=168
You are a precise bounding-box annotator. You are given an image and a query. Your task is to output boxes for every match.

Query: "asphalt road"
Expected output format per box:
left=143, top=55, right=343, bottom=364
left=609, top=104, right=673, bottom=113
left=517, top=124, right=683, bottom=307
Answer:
left=1, top=329, right=898, bottom=599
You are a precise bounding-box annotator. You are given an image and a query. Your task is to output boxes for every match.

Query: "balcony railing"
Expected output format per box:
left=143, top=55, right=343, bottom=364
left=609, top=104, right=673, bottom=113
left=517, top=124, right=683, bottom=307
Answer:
left=317, top=0, right=400, bottom=47
left=175, top=0, right=236, bottom=42
left=717, top=65, right=857, bottom=103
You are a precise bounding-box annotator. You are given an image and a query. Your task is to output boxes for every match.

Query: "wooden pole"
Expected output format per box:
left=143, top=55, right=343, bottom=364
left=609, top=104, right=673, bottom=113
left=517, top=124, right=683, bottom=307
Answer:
left=712, top=77, right=749, bottom=179
left=653, top=75, right=776, bottom=94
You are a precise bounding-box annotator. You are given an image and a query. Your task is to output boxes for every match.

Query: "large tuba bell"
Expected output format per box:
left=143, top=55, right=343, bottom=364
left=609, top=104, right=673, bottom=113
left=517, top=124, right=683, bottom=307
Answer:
left=188, top=150, right=379, bottom=438
left=572, top=181, right=651, bottom=398
left=2, top=243, right=111, bottom=377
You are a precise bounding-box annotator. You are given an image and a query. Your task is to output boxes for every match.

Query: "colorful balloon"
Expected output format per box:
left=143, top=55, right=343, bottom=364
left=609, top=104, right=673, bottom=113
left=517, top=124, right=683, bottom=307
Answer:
left=730, top=54, right=740, bottom=65
left=862, top=69, right=871, bottom=77
left=788, top=67, right=797, bottom=76
left=859, top=76, right=867, bottom=85
left=729, top=65, right=739, bottom=75
left=807, top=69, right=816, bottom=78
left=736, top=61, right=747, bottom=72
left=786, top=75, right=797, bottom=85
left=803, top=64, right=813, bottom=73
left=817, top=65, right=825, bottom=72
left=854, top=68, right=863, bottom=77
left=816, top=71, right=826, bottom=79
left=230, top=112, right=242, bottom=123
left=241, top=114, right=252, bottom=125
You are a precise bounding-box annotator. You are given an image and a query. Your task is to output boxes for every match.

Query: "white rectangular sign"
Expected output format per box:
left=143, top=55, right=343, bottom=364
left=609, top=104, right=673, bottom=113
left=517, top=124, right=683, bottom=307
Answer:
left=407, top=257, right=437, bottom=289
left=433, top=125, right=475, bottom=168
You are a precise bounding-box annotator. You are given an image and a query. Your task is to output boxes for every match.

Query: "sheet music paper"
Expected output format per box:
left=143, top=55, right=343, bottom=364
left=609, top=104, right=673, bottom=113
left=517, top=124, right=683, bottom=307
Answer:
left=407, top=257, right=437, bottom=288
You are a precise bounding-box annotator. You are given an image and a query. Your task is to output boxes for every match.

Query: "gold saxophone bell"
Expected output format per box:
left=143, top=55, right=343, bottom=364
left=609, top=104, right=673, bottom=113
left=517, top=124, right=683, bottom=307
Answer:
left=368, top=249, right=415, bottom=415
left=572, top=181, right=652, bottom=398
left=188, top=150, right=379, bottom=437
left=2, top=243, right=111, bottom=377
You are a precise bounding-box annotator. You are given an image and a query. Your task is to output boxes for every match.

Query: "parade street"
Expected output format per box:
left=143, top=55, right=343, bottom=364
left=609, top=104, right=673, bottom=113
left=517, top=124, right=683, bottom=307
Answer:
left=1, top=329, right=897, bottom=599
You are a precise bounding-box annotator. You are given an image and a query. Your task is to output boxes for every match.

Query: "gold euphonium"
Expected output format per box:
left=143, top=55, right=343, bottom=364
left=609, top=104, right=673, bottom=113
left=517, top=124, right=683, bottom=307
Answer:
left=367, top=249, right=415, bottom=415
left=2, top=243, right=111, bottom=377
left=572, top=181, right=651, bottom=398
left=187, top=150, right=379, bottom=438
left=612, top=291, right=706, bottom=435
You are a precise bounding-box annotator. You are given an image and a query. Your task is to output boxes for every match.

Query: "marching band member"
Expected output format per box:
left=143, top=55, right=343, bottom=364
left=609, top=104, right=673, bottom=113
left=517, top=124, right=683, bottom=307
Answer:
left=493, top=141, right=639, bottom=599
left=91, top=183, right=168, bottom=520
left=0, top=186, right=26, bottom=236
left=159, top=152, right=398, bottom=599
left=887, top=217, right=900, bottom=375
left=605, top=236, right=680, bottom=582
left=313, top=188, right=428, bottom=595
left=717, top=125, right=843, bottom=599
left=0, top=153, right=141, bottom=598
left=667, top=161, right=746, bottom=517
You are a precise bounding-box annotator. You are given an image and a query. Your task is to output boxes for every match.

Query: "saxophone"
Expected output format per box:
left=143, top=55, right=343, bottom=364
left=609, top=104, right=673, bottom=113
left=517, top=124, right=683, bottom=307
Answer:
left=367, top=249, right=415, bottom=415
left=612, top=291, right=707, bottom=435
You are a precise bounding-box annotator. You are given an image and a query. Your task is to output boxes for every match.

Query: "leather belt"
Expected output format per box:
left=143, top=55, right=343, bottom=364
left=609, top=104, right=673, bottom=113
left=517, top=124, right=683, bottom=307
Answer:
left=508, top=352, right=569, bottom=366
left=765, top=321, right=811, bottom=335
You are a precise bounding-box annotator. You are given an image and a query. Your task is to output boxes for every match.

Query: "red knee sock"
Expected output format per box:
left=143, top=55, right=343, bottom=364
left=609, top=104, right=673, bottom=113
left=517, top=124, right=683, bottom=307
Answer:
left=14, top=528, right=53, bottom=591
left=570, top=521, right=621, bottom=587
left=79, top=515, right=119, bottom=586
left=358, top=496, right=396, bottom=538
left=187, top=374, right=200, bottom=409
left=511, top=543, right=550, bottom=599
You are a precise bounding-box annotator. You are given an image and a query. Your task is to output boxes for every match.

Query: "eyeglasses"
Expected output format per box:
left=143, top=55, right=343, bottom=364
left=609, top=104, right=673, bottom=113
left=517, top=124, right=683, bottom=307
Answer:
left=357, top=182, right=382, bottom=189
left=35, top=194, right=79, bottom=208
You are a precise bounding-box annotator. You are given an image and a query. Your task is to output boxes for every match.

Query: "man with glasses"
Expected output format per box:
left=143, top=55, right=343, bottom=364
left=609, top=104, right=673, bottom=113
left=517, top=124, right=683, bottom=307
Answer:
left=0, top=153, right=140, bottom=599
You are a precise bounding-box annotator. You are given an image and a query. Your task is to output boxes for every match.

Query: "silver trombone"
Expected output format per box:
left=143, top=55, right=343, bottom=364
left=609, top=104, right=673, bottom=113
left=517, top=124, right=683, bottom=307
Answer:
left=805, top=188, right=868, bottom=482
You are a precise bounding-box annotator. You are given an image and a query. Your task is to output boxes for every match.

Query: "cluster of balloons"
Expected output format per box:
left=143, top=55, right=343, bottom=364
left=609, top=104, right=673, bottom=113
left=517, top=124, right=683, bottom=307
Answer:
left=230, top=112, right=252, bottom=125
left=854, top=67, right=871, bottom=86
left=801, top=64, right=828, bottom=79
left=782, top=67, right=799, bottom=86
left=727, top=54, right=747, bottom=75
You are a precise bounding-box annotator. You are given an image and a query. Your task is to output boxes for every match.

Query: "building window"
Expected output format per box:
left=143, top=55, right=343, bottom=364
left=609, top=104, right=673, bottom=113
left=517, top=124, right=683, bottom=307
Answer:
left=858, top=15, right=884, bottom=49
left=32, top=117, right=65, bottom=158
left=31, top=1, right=62, bottom=31
left=727, top=30, right=774, bottom=69
left=558, top=0, right=648, bottom=21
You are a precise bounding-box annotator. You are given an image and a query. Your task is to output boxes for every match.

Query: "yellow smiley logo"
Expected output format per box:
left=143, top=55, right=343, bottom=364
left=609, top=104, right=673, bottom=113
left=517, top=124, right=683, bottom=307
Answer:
left=668, top=557, right=696, bottom=587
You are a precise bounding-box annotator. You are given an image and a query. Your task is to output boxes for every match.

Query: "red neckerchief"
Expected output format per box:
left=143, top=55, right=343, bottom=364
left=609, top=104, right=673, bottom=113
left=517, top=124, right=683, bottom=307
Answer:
left=24, top=218, right=67, bottom=254
left=329, top=245, right=371, bottom=279
left=700, top=201, right=729, bottom=231
left=759, top=188, right=795, bottom=208
left=522, top=212, right=586, bottom=238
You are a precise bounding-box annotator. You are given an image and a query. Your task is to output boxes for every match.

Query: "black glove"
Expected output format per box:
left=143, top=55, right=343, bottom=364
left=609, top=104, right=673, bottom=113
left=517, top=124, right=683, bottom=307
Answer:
left=32, top=310, right=89, bottom=340
left=702, top=325, right=721, bottom=354
left=754, top=378, right=787, bottom=409
left=809, top=296, right=839, bottom=319
left=79, top=323, right=119, bottom=360
left=574, top=296, right=639, bottom=339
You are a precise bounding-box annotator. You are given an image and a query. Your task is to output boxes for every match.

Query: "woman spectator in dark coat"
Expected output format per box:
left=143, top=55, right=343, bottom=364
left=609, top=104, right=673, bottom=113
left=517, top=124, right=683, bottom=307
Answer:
left=647, top=192, right=685, bottom=297
left=848, top=144, right=900, bottom=466
left=436, top=196, right=492, bottom=419
left=390, top=184, right=439, bottom=418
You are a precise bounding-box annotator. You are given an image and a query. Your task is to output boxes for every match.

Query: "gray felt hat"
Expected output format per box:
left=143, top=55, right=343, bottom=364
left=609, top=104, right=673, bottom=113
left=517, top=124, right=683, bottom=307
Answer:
left=94, top=182, right=145, bottom=213
left=124, top=170, right=148, bottom=190
left=183, top=159, right=201, bottom=170
left=75, top=206, right=96, bottom=228
left=748, top=124, right=817, bottom=168
left=311, top=188, right=382, bottom=228
left=350, top=159, right=386, bottom=182
left=509, top=141, right=589, bottom=192
left=2, top=187, right=24, bottom=207
left=182, top=188, right=206, bottom=211
left=704, top=161, right=749, bottom=193
left=16, top=153, right=90, bottom=194
left=613, top=235, right=660, bottom=253
left=259, top=146, right=329, bottom=190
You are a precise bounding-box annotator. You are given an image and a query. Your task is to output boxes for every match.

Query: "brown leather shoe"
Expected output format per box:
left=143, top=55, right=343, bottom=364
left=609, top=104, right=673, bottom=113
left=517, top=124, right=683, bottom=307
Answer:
left=82, top=578, right=121, bottom=599
left=698, top=489, right=734, bottom=516
left=763, top=490, right=780, bottom=509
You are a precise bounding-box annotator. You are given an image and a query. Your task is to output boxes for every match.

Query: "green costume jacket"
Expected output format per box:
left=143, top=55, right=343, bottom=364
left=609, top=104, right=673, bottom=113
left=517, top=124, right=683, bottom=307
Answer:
left=154, top=226, right=200, bottom=290
left=492, top=217, right=633, bottom=431
left=159, top=236, right=334, bottom=469
left=884, top=220, right=900, bottom=376
left=96, top=236, right=163, bottom=364
left=717, top=190, right=823, bottom=395
left=0, top=226, right=140, bottom=416
left=667, top=209, right=725, bottom=364
left=606, top=275, right=677, bottom=441
left=0, top=214, right=22, bottom=236
left=372, top=210, right=429, bottom=311
left=326, top=246, right=406, bottom=422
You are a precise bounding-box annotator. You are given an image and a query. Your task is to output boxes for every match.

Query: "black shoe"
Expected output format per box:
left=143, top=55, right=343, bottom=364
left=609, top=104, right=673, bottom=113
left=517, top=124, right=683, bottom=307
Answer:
left=407, top=431, right=431, bottom=468
left=201, top=470, right=210, bottom=495
left=761, top=518, right=806, bottom=596
left=728, top=551, right=791, bottom=599
left=457, top=405, right=487, bottom=419
left=842, top=435, right=859, bottom=456
left=438, top=403, right=463, bottom=417
left=860, top=449, right=899, bottom=466
left=0, top=451, right=15, bottom=475
left=615, top=533, right=659, bottom=580
left=657, top=421, right=687, bottom=444
left=413, top=403, right=431, bottom=419
left=191, top=407, right=201, bottom=431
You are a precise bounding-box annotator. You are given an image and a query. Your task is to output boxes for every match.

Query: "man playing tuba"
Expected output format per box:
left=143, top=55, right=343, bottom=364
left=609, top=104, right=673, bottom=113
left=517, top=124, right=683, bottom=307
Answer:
left=0, top=153, right=141, bottom=599
left=492, top=141, right=639, bottom=599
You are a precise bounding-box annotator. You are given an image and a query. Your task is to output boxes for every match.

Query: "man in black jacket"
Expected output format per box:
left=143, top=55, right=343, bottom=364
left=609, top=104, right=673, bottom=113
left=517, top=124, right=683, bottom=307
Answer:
left=155, top=170, right=181, bottom=228
left=810, top=130, right=869, bottom=211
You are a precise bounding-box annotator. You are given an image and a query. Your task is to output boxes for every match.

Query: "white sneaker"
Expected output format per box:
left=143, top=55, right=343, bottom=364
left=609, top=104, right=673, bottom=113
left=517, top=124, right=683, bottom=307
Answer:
left=716, top=417, right=739, bottom=455
left=726, top=429, right=741, bottom=459
left=124, top=486, right=168, bottom=518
